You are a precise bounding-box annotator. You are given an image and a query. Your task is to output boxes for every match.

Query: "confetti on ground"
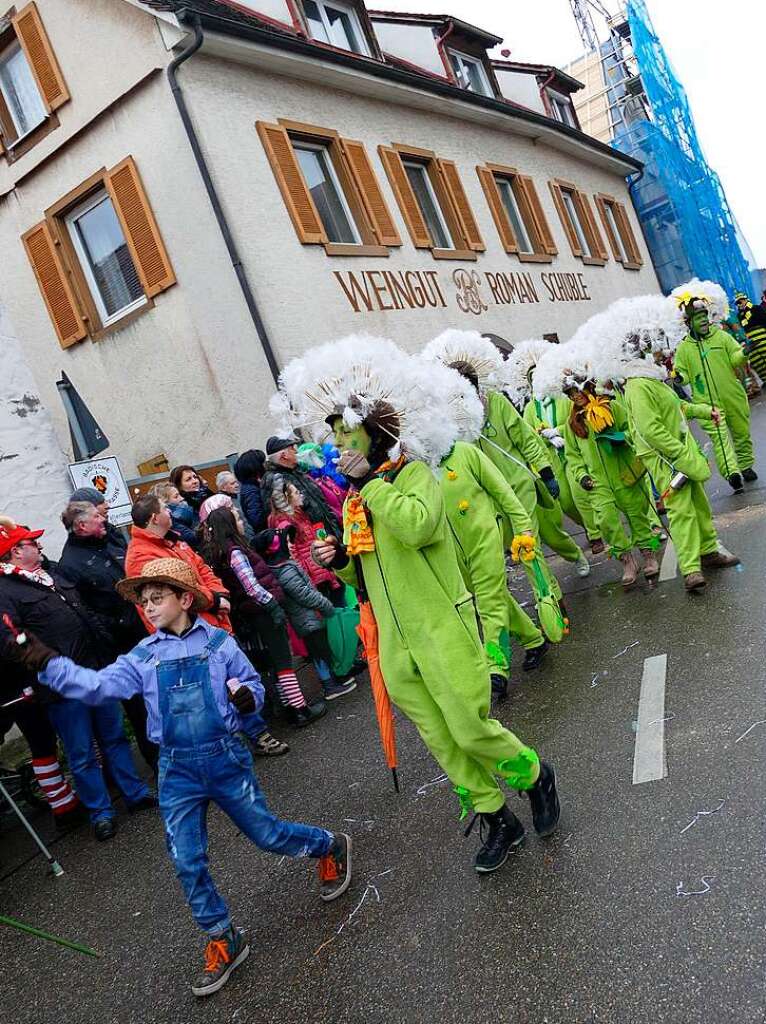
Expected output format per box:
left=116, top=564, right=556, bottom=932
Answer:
left=647, top=712, right=676, bottom=727
left=679, top=799, right=725, bottom=835
left=734, top=720, right=766, bottom=744
left=612, top=641, right=640, bottom=659
left=415, top=773, right=449, bottom=797
left=590, top=671, right=607, bottom=688
left=313, top=869, right=394, bottom=956
left=675, top=876, right=714, bottom=897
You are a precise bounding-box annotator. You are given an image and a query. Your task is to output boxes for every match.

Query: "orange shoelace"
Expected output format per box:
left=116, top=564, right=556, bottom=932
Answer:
left=318, top=853, right=339, bottom=883
left=204, top=938, right=231, bottom=974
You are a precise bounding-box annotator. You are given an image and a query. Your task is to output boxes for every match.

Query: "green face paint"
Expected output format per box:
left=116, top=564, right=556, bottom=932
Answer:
left=689, top=307, right=711, bottom=337
left=333, top=420, right=372, bottom=456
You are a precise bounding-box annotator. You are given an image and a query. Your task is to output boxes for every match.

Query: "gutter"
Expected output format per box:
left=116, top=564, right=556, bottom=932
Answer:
left=167, top=10, right=281, bottom=384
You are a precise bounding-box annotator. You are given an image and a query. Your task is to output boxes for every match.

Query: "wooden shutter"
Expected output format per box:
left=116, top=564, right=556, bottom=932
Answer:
left=476, top=167, right=518, bottom=253
left=256, top=121, right=327, bottom=244
left=378, top=146, right=431, bottom=248
left=615, top=203, right=643, bottom=267
left=548, top=181, right=582, bottom=256
left=576, top=190, right=608, bottom=261
left=594, top=195, right=623, bottom=261
left=437, top=159, right=484, bottom=251
left=22, top=220, right=86, bottom=348
left=12, top=2, right=69, bottom=113
left=340, top=138, right=401, bottom=246
left=517, top=175, right=557, bottom=255
left=105, top=157, right=176, bottom=298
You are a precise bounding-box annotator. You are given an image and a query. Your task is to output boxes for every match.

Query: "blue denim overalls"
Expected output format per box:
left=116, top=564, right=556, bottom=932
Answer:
left=134, top=629, right=332, bottom=934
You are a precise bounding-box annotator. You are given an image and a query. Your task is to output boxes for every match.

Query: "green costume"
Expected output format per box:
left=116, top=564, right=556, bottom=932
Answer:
left=523, top=396, right=600, bottom=542
left=477, top=391, right=573, bottom=602
left=622, top=375, right=719, bottom=576
left=336, top=460, right=540, bottom=814
left=674, top=327, right=754, bottom=477
left=439, top=441, right=544, bottom=672
left=562, top=398, right=657, bottom=558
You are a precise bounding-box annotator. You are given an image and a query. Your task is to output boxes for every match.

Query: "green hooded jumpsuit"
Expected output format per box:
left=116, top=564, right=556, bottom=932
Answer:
left=674, top=327, right=753, bottom=477
left=622, top=375, right=719, bottom=576
left=562, top=398, right=657, bottom=558
left=523, top=396, right=601, bottom=542
left=439, top=441, right=545, bottom=671
left=336, top=460, right=540, bottom=815
left=477, top=391, right=578, bottom=603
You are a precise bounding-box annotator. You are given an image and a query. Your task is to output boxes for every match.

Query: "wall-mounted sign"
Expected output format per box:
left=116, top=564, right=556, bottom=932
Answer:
left=68, top=456, right=132, bottom=527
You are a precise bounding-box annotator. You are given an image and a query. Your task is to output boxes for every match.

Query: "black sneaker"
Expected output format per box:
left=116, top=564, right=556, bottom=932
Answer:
left=527, top=760, right=560, bottom=836
left=54, top=802, right=89, bottom=833
left=191, top=926, right=249, bottom=997
left=93, top=817, right=117, bottom=842
left=522, top=641, right=549, bottom=672
left=467, top=805, right=525, bottom=874
left=490, top=674, right=508, bottom=699
left=286, top=701, right=327, bottom=728
left=323, top=679, right=357, bottom=701
left=743, top=467, right=758, bottom=482
left=318, top=832, right=352, bottom=902
left=728, top=473, right=744, bottom=493
left=127, top=794, right=158, bottom=813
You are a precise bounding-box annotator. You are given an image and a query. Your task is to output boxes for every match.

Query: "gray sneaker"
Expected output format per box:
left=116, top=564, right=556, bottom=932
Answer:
left=191, top=926, right=249, bottom=997
left=318, top=832, right=353, bottom=902
left=323, top=679, right=357, bottom=701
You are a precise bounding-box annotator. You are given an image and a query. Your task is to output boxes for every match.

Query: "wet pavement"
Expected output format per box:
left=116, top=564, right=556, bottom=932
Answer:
left=2, top=401, right=765, bottom=1024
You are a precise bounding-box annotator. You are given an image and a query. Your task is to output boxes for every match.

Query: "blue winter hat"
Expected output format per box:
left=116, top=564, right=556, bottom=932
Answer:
left=70, top=487, right=105, bottom=505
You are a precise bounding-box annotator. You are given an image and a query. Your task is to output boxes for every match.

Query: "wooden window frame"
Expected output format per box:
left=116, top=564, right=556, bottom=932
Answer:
left=548, top=178, right=608, bottom=266
left=594, top=192, right=643, bottom=270
left=478, top=163, right=557, bottom=264
left=380, top=142, right=483, bottom=261
left=0, top=3, right=68, bottom=161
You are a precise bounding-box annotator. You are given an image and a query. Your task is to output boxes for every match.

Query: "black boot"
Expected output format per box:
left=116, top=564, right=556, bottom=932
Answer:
left=522, top=640, right=549, bottom=672
left=490, top=674, right=508, bottom=700
left=526, top=760, right=560, bottom=836
left=286, top=701, right=327, bottom=728
left=743, top=467, right=758, bottom=482
left=728, top=473, right=744, bottom=493
left=467, top=804, right=525, bottom=874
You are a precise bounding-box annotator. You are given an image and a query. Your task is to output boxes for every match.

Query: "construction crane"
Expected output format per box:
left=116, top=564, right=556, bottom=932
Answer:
left=568, top=0, right=614, bottom=52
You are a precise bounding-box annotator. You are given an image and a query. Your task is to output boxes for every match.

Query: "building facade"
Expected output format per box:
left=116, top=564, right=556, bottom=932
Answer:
left=0, top=0, right=659, bottom=490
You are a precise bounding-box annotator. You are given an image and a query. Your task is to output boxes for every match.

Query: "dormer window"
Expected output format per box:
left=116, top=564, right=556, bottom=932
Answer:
left=548, top=90, right=577, bottom=128
left=447, top=50, right=492, bottom=97
left=304, top=0, right=368, bottom=55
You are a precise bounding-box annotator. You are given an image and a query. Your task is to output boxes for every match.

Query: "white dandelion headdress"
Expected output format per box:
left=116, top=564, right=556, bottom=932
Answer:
left=670, top=278, right=729, bottom=326
left=500, top=339, right=555, bottom=405
left=422, top=329, right=504, bottom=397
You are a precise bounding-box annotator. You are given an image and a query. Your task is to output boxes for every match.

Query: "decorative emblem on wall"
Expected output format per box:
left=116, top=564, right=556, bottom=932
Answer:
left=452, top=269, right=488, bottom=316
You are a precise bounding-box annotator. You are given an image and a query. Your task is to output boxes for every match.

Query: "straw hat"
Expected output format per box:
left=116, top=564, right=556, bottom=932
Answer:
left=116, top=558, right=208, bottom=610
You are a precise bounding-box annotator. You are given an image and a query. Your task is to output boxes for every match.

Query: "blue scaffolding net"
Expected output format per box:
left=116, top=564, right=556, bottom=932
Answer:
left=607, top=0, right=757, bottom=298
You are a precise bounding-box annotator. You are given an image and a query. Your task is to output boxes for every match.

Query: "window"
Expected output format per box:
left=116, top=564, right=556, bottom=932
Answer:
left=303, top=0, right=368, bottom=54
left=257, top=120, right=401, bottom=254
left=0, top=2, right=69, bottom=157
left=594, top=193, right=644, bottom=270
left=476, top=164, right=557, bottom=262
left=548, top=179, right=608, bottom=266
left=378, top=144, right=484, bottom=260
left=447, top=50, right=493, bottom=97
left=548, top=91, right=577, bottom=128
left=22, top=156, right=176, bottom=347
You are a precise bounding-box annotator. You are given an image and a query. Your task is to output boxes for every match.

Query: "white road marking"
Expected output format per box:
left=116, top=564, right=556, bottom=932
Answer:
left=659, top=541, right=678, bottom=582
left=632, top=654, right=669, bottom=784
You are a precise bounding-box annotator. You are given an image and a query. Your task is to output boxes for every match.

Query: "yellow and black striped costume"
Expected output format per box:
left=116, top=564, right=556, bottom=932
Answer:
left=738, top=300, right=766, bottom=381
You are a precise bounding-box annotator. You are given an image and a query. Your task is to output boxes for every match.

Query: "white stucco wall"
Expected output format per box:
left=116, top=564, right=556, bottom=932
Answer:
left=494, top=68, right=547, bottom=115
left=371, top=20, right=446, bottom=77
left=0, top=303, right=71, bottom=554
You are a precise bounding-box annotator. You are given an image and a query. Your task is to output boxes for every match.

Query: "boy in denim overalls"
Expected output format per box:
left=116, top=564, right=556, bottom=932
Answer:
left=17, top=558, right=352, bottom=997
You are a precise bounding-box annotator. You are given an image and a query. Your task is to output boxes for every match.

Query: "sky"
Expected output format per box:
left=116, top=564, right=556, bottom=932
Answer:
left=375, top=0, right=766, bottom=269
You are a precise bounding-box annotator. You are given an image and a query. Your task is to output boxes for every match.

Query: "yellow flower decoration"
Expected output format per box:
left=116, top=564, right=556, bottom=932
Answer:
left=584, top=395, right=614, bottom=433
left=447, top=470, right=457, bottom=480
left=511, top=534, right=537, bottom=563
left=457, top=500, right=470, bottom=515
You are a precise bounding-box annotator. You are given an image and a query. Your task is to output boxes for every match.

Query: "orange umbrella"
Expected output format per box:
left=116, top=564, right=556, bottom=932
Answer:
left=356, top=600, right=399, bottom=792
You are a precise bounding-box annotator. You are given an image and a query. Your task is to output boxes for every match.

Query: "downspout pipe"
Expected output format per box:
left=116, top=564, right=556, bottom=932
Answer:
left=167, top=11, right=281, bottom=384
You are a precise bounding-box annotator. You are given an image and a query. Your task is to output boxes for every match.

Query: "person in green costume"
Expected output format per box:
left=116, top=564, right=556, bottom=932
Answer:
left=276, top=335, right=561, bottom=873
left=591, top=298, right=740, bottom=592
left=672, top=283, right=757, bottom=492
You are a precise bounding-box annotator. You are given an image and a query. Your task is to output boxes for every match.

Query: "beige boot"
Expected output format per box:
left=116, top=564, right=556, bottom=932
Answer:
left=684, top=571, right=707, bottom=592
left=641, top=549, right=660, bottom=579
left=619, top=551, right=639, bottom=588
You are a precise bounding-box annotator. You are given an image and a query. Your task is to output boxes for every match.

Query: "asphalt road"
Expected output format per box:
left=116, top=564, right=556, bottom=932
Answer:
left=2, top=402, right=765, bottom=1024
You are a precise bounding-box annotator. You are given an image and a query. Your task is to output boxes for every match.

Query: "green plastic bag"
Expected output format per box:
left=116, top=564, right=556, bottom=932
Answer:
left=326, top=605, right=361, bottom=676
left=530, top=557, right=568, bottom=644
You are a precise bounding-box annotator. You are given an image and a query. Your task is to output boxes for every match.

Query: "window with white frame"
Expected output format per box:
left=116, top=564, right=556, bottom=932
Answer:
left=292, top=140, right=361, bottom=244
left=560, top=188, right=592, bottom=257
left=402, top=160, right=454, bottom=250
left=495, top=178, right=534, bottom=254
left=548, top=90, right=577, bottom=128
left=0, top=39, right=46, bottom=145
left=448, top=50, right=493, bottom=97
left=65, top=191, right=146, bottom=327
left=303, top=0, right=368, bottom=54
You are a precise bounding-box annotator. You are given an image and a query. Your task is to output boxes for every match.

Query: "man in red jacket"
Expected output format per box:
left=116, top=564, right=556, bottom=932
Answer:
left=125, top=494, right=232, bottom=633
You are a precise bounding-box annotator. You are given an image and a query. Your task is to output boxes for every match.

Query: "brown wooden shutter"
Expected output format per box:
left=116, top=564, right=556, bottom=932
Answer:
left=22, top=220, right=86, bottom=348
left=12, top=2, right=69, bottom=113
left=105, top=157, right=176, bottom=298
left=594, top=195, right=623, bottom=262
left=340, top=138, right=401, bottom=246
left=256, top=121, right=327, bottom=244
left=518, top=175, right=557, bottom=255
left=476, top=167, right=518, bottom=253
left=576, top=191, right=608, bottom=261
left=436, top=159, right=484, bottom=251
left=548, top=181, right=582, bottom=256
left=615, top=203, right=643, bottom=267
left=378, top=146, right=431, bottom=248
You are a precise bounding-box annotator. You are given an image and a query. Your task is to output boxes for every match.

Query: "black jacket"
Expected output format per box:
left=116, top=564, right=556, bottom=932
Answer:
left=58, top=525, right=145, bottom=655
left=0, top=567, right=112, bottom=672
